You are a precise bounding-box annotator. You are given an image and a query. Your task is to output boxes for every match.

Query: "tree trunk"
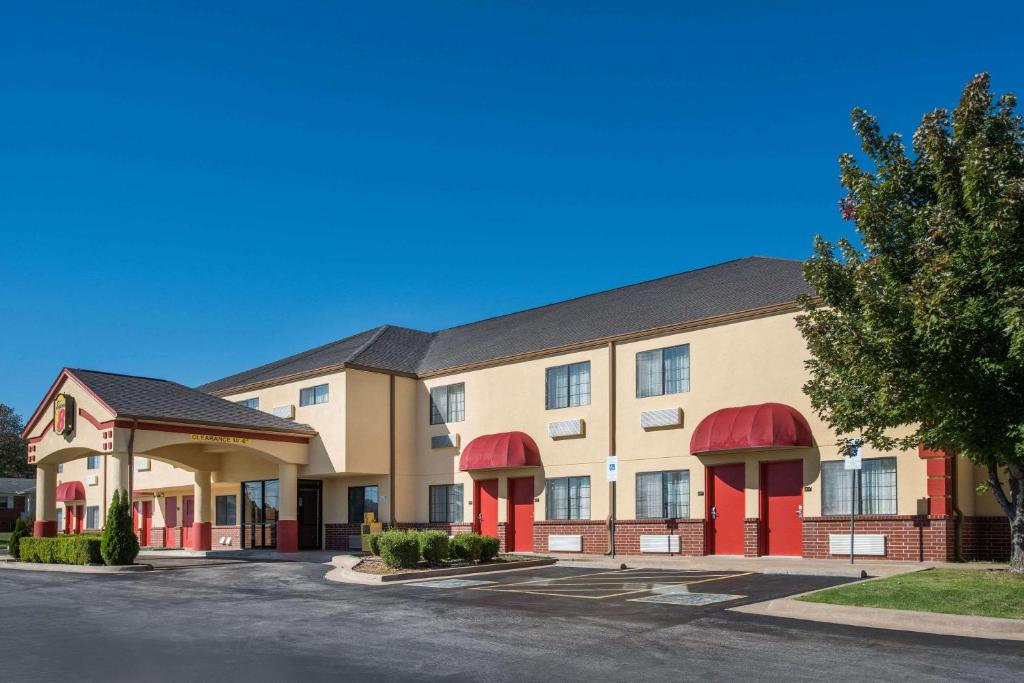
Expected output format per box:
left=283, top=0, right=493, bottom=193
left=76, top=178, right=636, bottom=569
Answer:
left=1011, top=476, right=1024, bottom=574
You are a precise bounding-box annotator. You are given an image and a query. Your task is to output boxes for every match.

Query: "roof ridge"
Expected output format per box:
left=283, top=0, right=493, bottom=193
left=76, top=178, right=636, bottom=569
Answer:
left=428, top=256, right=765, bottom=335
left=70, top=368, right=170, bottom=383
left=346, top=325, right=392, bottom=364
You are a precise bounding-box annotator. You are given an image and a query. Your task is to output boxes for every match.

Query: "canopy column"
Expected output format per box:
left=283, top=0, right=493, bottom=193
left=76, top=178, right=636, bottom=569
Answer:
left=277, top=462, right=298, bottom=553
left=34, top=463, right=58, bottom=537
left=192, top=470, right=212, bottom=551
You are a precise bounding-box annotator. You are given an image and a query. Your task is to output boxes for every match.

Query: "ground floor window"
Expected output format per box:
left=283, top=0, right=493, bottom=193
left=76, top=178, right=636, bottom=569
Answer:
left=348, top=485, right=379, bottom=523
left=636, top=470, right=690, bottom=519
left=86, top=506, right=100, bottom=529
left=546, top=476, right=590, bottom=520
left=821, top=457, right=897, bottom=515
left=429, top=484, right=464, bottom=523
left=0, top=495, right=12, bottom=509
left=56, top=509, right=64, bottom=531
left=216, top=495, right=237, bottom=526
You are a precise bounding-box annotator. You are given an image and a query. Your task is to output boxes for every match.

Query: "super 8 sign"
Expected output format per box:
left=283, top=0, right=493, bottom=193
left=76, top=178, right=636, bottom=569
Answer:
left=53, top=393, right=75, bottom=436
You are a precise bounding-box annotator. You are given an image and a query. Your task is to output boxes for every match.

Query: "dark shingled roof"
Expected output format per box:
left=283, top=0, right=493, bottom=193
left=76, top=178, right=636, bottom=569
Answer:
left=198, top=257, right=812, bottom=393
left=71, top=369, right=316, bottom=434
left=0, top=478, right=35, bottom=495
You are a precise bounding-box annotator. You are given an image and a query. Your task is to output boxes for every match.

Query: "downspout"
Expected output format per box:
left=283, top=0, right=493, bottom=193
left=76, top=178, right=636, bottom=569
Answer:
left=127, top=419, right=137, bottom=524
left=951, top=454, right=962, bottom=562
left=389, top=375, right=396, bottom=527
left=607, top=341, right=616, bottom=557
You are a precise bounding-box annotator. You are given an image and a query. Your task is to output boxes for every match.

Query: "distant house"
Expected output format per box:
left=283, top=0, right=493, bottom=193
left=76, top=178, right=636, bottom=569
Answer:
left=0, top=478, right=35, bottom=532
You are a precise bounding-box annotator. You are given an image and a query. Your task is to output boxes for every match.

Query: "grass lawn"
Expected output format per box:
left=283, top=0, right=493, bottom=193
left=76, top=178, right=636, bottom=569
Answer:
left=798, top=568, right=1024, bottom=620
left=0, top=531, right=10, bottom=549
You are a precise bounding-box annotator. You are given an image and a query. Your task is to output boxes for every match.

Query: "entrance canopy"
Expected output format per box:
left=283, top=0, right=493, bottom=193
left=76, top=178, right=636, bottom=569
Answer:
left=690, top=403, right=812, bottom=455
left=459, top=431, right=541, bottom=471
left=56, top=481, right=85, bottom=502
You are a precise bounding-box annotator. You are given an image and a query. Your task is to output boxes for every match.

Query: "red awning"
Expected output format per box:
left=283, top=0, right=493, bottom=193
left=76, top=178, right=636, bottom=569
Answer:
left=690, top=403, right=813, bottom=454
left=459, top=431, right=541, bottom=471
left=56, top=480, right=86, bottom=502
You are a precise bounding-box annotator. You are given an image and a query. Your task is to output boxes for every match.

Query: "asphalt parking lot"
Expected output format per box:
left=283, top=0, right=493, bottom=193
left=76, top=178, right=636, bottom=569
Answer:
left=2, top=560, right=1022, bottom=682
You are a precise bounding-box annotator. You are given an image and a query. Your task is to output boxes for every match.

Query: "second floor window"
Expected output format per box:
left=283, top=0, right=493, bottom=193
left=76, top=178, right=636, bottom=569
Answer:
left=546, top=476, right=591, bottom=520
left=299, top=384, right=329, bottom=407
left=429, top=484, right=464, bottom=523
left=636, top=470, right=690, bottom=519
left=430, top=383, right=465, bottom=425
left=86, top=455, right=101, bottom=470
left=636, top=344, right=690, bottom=398
left=237, top=397, right=259, bottom=409
left=545, top=361, right=591, bottom=410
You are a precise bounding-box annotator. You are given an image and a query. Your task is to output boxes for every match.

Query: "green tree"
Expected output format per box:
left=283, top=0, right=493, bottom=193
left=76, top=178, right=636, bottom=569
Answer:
left=0, top=404, right=32, bottom=478
left=798, top=73, right=1024, bottom=571
left=100, top=489, right=140, bottom=565
left=8, top=515, right=32, bottom=559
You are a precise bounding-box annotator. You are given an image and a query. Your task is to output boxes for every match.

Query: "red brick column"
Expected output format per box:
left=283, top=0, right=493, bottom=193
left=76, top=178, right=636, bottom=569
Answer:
left=496, top=522, right=508, bottom=552
left=919, top=446, right=953, bottom=516
left=150, top=527, right=166, bottom=548
left=744, top=519, right=761, bottom=557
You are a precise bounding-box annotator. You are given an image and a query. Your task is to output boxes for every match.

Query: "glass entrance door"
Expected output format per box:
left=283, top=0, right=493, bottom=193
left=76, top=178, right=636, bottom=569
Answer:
left=242, top=480, right=279, bottom=549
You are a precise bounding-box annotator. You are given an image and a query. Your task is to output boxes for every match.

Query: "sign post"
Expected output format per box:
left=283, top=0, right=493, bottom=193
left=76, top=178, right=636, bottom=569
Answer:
left=607, top=455, right=618, bottom=558
left=844, top=438, right=863, bottom=564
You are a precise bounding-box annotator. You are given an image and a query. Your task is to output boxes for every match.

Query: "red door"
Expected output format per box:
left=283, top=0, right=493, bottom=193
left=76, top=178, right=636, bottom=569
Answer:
left=181, top=495, right=194, bottom=549
left=708, top=464, right=745, bottom=555
left=507, top=477, right=534, bottom=552
left=64, top=506, right=73, bottom=534
left=75, top=505, right=84, bottom=533
left=473, top=479, right=499, bottom=538
left=134, top=501, right=153, bottom=547
left=165, top=496, right=178, bottom=548
left=762, top=461, right=803, bottom=556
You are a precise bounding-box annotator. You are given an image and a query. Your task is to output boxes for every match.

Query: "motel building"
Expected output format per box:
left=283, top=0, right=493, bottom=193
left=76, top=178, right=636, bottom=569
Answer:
left=23, top=258, right=1011, bottom=561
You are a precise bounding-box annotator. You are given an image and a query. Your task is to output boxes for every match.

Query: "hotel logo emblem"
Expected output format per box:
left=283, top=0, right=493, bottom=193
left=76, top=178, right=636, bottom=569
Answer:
left=53, top=393, right=75, bottom=436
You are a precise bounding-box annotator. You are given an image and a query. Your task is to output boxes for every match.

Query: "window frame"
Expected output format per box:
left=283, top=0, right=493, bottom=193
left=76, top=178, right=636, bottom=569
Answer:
left=545, top=476, right=591, bottom=521
left=635, top=469, right=690, bottom=519
left=429, top=383, right=465, bottom=425
left=428, top=484, right=464, bottom=523
left=635, top=343, right=691, bottom=398
left=86, top=506, right=100, bottom=529
left=237, top=397, right=259, bottom=410
left=347, top=485, right=380, bottom=523
left=545, top=361, right=592, bottom=410
left=299, top=384, right=329, bottom=407
left=86, top=455, right=101, bottom=470
left=821, top=457, right=898, bottom=516
left=216, top=494, right=237, bottom=526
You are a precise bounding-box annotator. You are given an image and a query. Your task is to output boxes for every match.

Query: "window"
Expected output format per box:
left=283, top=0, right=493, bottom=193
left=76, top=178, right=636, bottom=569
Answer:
left=429, top=484, right=464, bottom=523
left=237, top=397, right=259, bottom=410
left=216, top=495, right=237, bottom=526
left=636, top=344, right=690, bottom=397
left=135, top=457, right=151, bottom=471
left=86, top=506, right=100, bottom=529
left=636, top=470, right=690, bottom=519
left=86, top=455, right=101, bottom=470
left=299, top=384, right=329, bottom=407
left=0, top=496, right=12, bottom=509
left=546, top=476, right=591, bottom=520
left=348, top=485, right=379, bottom=523
left=57, top=463, right=64, bottom=474
left=545, top=362, right=591, bottom=409
left=821, top=457, right=897, bottom=516
left=429, top=383, right=465, bottom=424
left=56, top=510, right=64, bottom=531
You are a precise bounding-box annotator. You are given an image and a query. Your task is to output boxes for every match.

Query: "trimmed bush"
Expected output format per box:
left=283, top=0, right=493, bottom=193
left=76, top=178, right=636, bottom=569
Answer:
left=417, top=529, right=450, bottom=563
left=450, top=532, right=484, bottom=562
left=101, top=489, right=140, bottom=566
left=376, top=530, right=420, bottom=568
left=367, top=532, right=382, bottom=556
left=480, top=535, right=500, bottom=562
left=19, top=535, right=103, bottom=565
left=9, top=515, right=31, bottom=559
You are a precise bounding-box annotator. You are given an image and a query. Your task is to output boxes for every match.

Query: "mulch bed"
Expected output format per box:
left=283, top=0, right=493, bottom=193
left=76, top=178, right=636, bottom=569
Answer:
left=354, top=554, right=534, bottom=576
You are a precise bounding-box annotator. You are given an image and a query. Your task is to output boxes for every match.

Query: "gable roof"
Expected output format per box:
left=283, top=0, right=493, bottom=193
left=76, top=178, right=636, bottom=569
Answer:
left=68, top=369, right=316, bottom=435
left=199, top=256, right=812, bottom=394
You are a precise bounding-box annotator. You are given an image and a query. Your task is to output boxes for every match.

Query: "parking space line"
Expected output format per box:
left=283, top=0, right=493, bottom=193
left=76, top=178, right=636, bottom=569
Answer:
left=469, top=570, right=756, bottom=601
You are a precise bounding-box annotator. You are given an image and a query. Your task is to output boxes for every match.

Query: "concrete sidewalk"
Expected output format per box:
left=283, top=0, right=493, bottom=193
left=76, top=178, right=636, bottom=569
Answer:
left=549, top=553, right=1005, bottom=577
left=139, top=548, right=339, bottom=563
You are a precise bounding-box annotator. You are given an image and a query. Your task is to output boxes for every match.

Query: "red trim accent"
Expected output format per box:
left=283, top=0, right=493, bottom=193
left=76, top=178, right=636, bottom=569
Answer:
left=56, top=481, right=86, bottom=502
left=111, top=420, right=310, bottom=444
left=191, top=522, right=212, bottom=551
left=34, top=520, right=57, bottom=537
left=27, top=420, right=54, bottom=444
left=690, top=403, right=812, bottom=454
left=78, top=408, right=111, bottom=430
left=22, top=369, right=119, bottom=438
left=277, top=519, right=298, bottom=553
left=459, top=432, right=541, bottom=471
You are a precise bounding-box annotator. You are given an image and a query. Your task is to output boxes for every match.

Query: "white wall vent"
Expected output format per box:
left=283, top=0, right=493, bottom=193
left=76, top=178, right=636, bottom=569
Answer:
left=86, top=474, right=99, bottom=486
left=640, top=534, right=680, bottom=553
left=829, top=533, right=886, bottom=556
left=431, top=434, right=459, bottom=449
left=272, top=405, right=295, bottom=419
left=640, top=408, right=683, bottom=430
left=548, top=418, right=585, bottom=439
left=548, top=535, right=583, bottom=552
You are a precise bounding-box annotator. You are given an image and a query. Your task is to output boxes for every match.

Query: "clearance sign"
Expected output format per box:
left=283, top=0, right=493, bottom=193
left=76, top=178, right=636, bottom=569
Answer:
left=190, top=433, right=249, bottom=445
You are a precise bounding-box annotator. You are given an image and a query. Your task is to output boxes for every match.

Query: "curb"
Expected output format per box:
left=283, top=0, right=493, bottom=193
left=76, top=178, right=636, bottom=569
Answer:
left=0, top=559, right=153, bottom=574
left=325, top=556, right=557, bottom=585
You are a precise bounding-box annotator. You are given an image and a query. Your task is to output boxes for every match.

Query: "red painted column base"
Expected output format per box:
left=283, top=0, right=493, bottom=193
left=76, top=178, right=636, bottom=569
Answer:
left=191, top=522, right=212, bottom=551
left=34, top=520, right=57, bottom=537
left=277, top=519, right=298, bottom=553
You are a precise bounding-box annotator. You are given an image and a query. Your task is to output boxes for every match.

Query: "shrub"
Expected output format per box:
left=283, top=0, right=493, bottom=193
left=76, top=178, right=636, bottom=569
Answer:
left=101, top=489, right=140, bottom=566
left=9, top=516, right=31, bottom=559
left=451, top=532, right=484, bottom=562
left=417, top=529, right=450, bottom=563
left=376, top=530, right=420, bottom=568
left=367, top=532, right=382, bottom=556
left=480, top=535, right=500, bottom=562
left=19, top=535, right=103, bottom=565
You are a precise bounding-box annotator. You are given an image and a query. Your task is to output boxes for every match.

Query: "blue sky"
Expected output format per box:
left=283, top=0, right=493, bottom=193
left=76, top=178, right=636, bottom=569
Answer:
left=2, top=1, right=1022, bottom=420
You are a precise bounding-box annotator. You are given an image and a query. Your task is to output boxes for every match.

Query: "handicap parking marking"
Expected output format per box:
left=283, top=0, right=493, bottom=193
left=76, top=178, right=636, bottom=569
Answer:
left=629, top=592, right=746, bottom=606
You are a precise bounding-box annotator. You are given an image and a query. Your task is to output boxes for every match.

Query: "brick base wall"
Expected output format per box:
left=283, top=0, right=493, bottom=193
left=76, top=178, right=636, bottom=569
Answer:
left=212, top=525, right=241, bottom=549
left=803, top=515, right=955, bottom=561
left=744, top=519, right=761, bottom=557
left=612, top=519, right=706, bottom=555
left=962, top=516, right=1011, bottom=562
left=534, top=520, right=609, bottom=554
left=150, top=527, right=165, bottom=548
left=325, top=523, right=363, bottom=551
